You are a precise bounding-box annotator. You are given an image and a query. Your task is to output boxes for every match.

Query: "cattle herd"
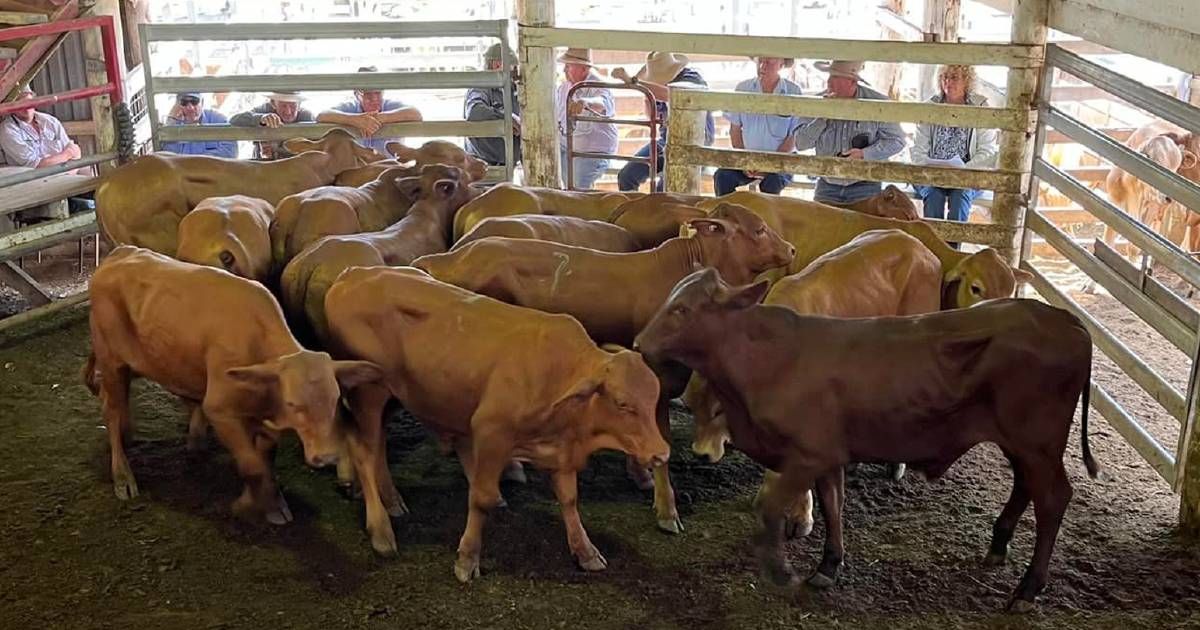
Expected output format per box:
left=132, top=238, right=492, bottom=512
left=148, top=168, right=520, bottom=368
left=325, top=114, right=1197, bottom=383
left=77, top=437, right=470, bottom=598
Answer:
left=83, top=128, right=1098, bottom=613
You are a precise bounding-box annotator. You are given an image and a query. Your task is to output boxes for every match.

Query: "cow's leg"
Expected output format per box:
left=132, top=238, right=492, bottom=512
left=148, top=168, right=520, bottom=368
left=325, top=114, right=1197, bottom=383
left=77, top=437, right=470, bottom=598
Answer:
left=503, top=459, right=528, bottom=484
left=984, top=449, right=1030, bottom=566
left=755, top=470, right=814, bottom=540
left=651, top=391, right=681, bottom=534
left=207, top=414, right=285, bottom=525
left=253, top=431, right=292, bottom=524
left=552, top=469, right=607, bottom=571
left=335, top=433, right=356, bottom=494
left=186, top=403, right=209, bottom=454
left=753, top=467, right=810, bottom=592
left=625, top=455, right=655, bottom=490
left=454, top=430, right=510, bottom=582
left=1008, top=458, right=1072, bottom=612
left=100, top=365, right=137, bottom=500
left=346, top=383, right=400, bottom=555
left=809, top=468, right=846, bottom=589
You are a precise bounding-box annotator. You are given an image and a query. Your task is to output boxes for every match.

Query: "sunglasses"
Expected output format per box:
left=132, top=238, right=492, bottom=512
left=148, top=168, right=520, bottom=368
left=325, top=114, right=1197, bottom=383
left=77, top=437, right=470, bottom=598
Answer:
left=178, top=98, right=200, bottom=106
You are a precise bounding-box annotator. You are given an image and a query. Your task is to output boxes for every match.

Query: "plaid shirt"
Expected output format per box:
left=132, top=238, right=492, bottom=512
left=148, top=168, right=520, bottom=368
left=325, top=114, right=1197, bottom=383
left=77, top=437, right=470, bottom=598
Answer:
left=792, top=84, right=906, bottom=186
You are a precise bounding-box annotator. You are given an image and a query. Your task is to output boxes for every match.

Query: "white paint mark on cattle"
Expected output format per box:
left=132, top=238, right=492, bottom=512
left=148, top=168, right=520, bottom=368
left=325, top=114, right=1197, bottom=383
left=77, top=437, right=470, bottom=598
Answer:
left=550, top=252, right=571, bottom=296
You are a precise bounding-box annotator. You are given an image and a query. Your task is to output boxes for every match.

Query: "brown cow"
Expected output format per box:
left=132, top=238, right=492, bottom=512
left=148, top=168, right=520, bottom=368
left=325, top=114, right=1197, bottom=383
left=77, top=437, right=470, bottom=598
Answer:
left=1103, top=121, right=1200, bottom=250
left=269, top=165, right=418, bottom=274
left=176, top=195, right=275, bottom=284
left=455, top=214, right=640, bottom=253
left=452, top=183, right=644, bottom=241
left=608, top=194, right=709, bottom=249
left=416, top=203, right=794, bottom=533
left=837, top=184, right=921, bottom=221
left=323, top=266, right=670, bottom=571
left=634, top=268, right=1096, bottom=611
left=97, top=128, right=384, bottom=256
left=280, top=164, right=474, bottom=346
left=685, top=229, right=943, bottom=538
left=83, top=247, right=382, bottom=531
left=333, top=139, right=489, bottom=187
left=697, top=191, right=1030, bottom=307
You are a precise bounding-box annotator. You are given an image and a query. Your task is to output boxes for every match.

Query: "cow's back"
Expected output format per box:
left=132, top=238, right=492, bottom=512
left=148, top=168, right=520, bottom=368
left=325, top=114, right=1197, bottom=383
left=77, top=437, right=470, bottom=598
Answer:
left=270, top=186, right=373, bottom=272
left=457, top=215, right=639, bottom=252
left=452, top=185, right=636, bottom=242
left=96, top=155, right=191, bottom=255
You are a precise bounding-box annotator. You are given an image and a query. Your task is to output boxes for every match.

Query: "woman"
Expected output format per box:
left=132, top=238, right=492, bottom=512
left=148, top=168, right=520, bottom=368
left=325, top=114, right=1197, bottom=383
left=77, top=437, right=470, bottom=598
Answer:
left=911, top=64, right=998, bottom=229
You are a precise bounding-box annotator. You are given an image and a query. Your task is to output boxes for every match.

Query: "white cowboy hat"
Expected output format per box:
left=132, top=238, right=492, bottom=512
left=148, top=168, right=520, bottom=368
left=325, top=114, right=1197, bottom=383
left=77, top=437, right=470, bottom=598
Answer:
left=556, top=47, right=595, bottom=67
left=636, top=51, right=689, bottom=85
left=814, top=59, right=870, bottom=85
left=266, top=91, right=304, bottom=102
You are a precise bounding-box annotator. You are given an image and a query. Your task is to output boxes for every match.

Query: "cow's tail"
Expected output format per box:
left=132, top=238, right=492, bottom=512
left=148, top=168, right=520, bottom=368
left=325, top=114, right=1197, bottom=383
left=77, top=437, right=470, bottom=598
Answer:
left=1080, top=345, right=1101, bottom=479
left=81, top=350, right=99, bottom=396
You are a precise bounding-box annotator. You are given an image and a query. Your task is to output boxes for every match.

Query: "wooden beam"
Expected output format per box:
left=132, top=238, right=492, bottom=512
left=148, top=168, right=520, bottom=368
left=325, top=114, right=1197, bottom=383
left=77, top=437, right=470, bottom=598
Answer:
left=520, top=26, right=1042, bottom=68
left=81, top=0, right=121, bottom=175
left=1049, top=0, right=1200, bottom=76
left=0, top=261, right=52, bottom=307
left=0, top=0, right=79, bottom=101
left=0, top=11, right=48, bottom=25
left=674, top=89, right=1031, bottom=131
left=669, top=145, right=1024, bottom=192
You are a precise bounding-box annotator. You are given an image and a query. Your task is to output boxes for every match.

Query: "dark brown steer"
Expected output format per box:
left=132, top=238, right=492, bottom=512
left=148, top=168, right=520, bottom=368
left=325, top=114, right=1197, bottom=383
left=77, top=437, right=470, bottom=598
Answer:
left=634, top=268, right=1096, bottom=612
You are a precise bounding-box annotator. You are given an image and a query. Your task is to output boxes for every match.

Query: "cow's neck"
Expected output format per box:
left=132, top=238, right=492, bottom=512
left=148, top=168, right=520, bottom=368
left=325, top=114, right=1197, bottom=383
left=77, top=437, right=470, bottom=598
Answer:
left=372, top=202, right=449, bottom=263
left=362, top=176, right=410, bottom=209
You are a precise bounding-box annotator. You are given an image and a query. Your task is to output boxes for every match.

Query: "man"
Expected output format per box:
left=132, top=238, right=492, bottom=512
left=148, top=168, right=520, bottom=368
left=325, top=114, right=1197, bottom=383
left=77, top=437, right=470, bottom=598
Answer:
left=160, top=92, right=237, bottom=158
left=612, top=51, right=715, bottom=192
left=464, top=43, right=521, bottom=168
left=230, top=91, right=315, bottom=160
left=555, top=48, right=618, bottom=190
left=793, top=60, right=906, bottom=206
left=714, top=57, right=805, bottom=196
left=0, top=87, right=82, bottom=224
left=317, top=66, right=422, bottom=154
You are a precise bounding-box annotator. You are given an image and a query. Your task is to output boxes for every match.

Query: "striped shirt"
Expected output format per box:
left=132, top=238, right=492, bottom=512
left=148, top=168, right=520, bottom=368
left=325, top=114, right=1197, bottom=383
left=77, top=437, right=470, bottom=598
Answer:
left=792, top=84, right=906, bottom=186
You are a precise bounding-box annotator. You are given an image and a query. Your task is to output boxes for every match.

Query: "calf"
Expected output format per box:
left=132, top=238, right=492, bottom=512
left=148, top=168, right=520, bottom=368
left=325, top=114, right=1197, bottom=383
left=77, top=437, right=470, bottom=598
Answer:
left=97, top=128, right=383, bottom=256
left=416, top=203, right=794, bottom=533
left=270, top=165, right=418, bottom=274
left=280, top=164, right=474, bottom=346
left=334, top=139, right=489, bottom=187
left=699, top=191, right=1030, bottom=307
left=455, top=214, right=640, bottom=253
left=175, top=195, right=275, bottom=285
left=608, top=193, right=709, bottom=249
left=839, top=184, right=920, bottom=221
left=635, top=268, right=1096, bottom=611
left=83, top=247, right=382, bottom=532
left=686, top=229, right=943, bottom=538
left=452, top=183, right=643, bottom=242
left=324, top=266, right=670, bottom=572
left=1104, top=123, right=1198, bottom=248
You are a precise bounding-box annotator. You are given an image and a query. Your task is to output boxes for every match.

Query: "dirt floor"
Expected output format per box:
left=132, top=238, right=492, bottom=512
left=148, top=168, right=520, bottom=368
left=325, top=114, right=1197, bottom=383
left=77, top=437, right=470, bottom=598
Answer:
left=4, top=279, right=1200, bottom=630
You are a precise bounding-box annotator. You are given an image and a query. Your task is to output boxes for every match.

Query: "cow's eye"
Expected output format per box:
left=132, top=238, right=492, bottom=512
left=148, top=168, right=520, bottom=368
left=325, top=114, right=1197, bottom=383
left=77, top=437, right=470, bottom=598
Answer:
left=970, top=284, right=983, bottom=295
left=755, top=226, right=766, bottom=236
left=669, top=305, right=688, bottom=316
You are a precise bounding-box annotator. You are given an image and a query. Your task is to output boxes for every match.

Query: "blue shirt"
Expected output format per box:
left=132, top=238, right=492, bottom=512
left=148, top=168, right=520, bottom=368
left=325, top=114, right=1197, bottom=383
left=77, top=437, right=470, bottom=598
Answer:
left=160, top=109, right=238, bottom=158
left=332, top=98, right=409, bottom=153
left=725, top=77, right=806, bottom=152
left=792, top=84, right=907, bottom=186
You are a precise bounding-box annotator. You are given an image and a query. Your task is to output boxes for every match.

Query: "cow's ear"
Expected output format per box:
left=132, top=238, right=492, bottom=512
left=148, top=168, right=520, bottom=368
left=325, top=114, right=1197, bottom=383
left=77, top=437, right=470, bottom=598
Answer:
left=1010, top=267, right=1034, bottom=286
left=721, top=279, right=770, bottom=309
left=333, top=360, right=384, bottom=390
left=689, top=218, right=731, bottom=236
left=388, top=141, right=417, bottom=161
left=1162, top=131, right=1187, bottom=146
left=226, top=362, right=280, bottom=387
left=282, top=137, right=317, bottom=154
left=1182, top=150, right=1198, bottom=171
left=394, top=175, right=422, bottom=200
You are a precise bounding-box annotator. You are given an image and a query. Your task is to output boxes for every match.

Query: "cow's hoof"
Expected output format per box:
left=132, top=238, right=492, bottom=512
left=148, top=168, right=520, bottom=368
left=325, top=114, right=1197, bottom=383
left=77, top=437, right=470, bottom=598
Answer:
left=1007, top=598, right=1036, bottom=614
left=502, top=461, right=528, bottom=484
left=385, top=496, right=409, bottom=518
left=370, top=528, right=398, bottom=556
left=806, top=571, right=837, bottom=590
left=656, top=514, right=683, bottom=535
left=495, top=494, right=509, bottom=510
left=454, top=554, right=481, bottom=582
left=577, top=550, right=608, bottom=572
left=112, top=475, right=139, bottom=501
left=629, top=467, right=655, bottom=491
left=784, top=516, right=814, bottom=540
left=337, top=482, right=362, bottom=501
left=982, top=552, right=1007, bottom=567
left=265, top=508, right=289, bottom=526
left=890, top=463, right=907, bottom=481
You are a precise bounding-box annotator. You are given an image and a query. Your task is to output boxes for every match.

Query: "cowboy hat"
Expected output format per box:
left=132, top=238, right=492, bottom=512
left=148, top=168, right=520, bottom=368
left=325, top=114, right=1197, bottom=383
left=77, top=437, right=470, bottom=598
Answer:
left=267, top=90, right=304, bottom=102
left=556, top=47, right=594, bottom=67
left=636, top=51, right=689, bottom=85
left=814, top=59, right=869, bottom=84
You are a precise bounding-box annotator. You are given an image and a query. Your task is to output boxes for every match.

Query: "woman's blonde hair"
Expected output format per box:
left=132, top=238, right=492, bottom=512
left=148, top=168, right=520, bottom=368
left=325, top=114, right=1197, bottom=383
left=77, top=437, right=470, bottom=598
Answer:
left=937, top=64, right=977, bottom=95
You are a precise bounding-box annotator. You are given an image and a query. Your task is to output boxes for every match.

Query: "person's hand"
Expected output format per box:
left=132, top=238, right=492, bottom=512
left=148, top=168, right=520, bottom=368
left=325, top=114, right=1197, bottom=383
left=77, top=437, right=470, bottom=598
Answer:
left=567, top=100, right=586, bottom=116
left=511, top=114, right=522, bottom=135
left=611, top=67, right=632, bottom=83
left=65, top=142, right=82, bottom=160
left=260, top=113, right=282, bottom=128
left=355, top=114, right=383, bottom=137
left=746, top=170, right=763, bottom=178
left=845, top=148, right=865, bottom=160
left=167, top=104, right=184, bottom=120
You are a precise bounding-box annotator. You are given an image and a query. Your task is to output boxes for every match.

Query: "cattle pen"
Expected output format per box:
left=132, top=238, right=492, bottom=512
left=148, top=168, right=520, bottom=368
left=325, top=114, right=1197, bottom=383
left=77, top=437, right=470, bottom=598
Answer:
left=3, top=0, right=1200, bottom=628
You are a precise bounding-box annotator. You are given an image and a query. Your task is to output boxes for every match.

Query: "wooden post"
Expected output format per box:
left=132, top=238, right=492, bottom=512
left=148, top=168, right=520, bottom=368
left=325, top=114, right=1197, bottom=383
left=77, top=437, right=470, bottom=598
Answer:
left=516, top=0, right=559, bottom=188
left=1179, top=334, right=1200, bottom=534
left=918, top=0, right=959, bottom=99
left=992, top=0, right=1046, bottom=263
left=664, top=91, right=703, bottom=195
left=81, top=0, right=122, bottom=175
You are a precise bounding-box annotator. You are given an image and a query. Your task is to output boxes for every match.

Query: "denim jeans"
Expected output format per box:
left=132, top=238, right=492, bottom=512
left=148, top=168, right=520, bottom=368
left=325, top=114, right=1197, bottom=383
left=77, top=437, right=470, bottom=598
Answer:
left=814, top=179, right=882, bottom=205
left=617, top=141, right=665, bottom=192
left=560, top=147, right=609, bottom=190
left=914, top=185, right=982, bottom=222
left=713, top=168, right=792, bottom=196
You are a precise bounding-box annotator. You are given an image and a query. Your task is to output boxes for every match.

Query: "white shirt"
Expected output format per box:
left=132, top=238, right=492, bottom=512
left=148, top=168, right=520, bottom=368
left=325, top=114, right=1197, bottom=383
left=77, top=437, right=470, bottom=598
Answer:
left=0, top=111, right=71, bottom=168
left=555, top=74, right=618, bottom=154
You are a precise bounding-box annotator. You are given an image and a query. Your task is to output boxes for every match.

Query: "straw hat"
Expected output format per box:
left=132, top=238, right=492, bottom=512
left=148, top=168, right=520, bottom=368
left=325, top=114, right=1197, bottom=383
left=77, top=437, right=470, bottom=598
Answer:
left=636, top=52, right=689, bottom=84
left=814, top=60, right=869, bottom=84
left=557, top=47, right=595, bottom=67
left=267, top=90, right=304, bottom=102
